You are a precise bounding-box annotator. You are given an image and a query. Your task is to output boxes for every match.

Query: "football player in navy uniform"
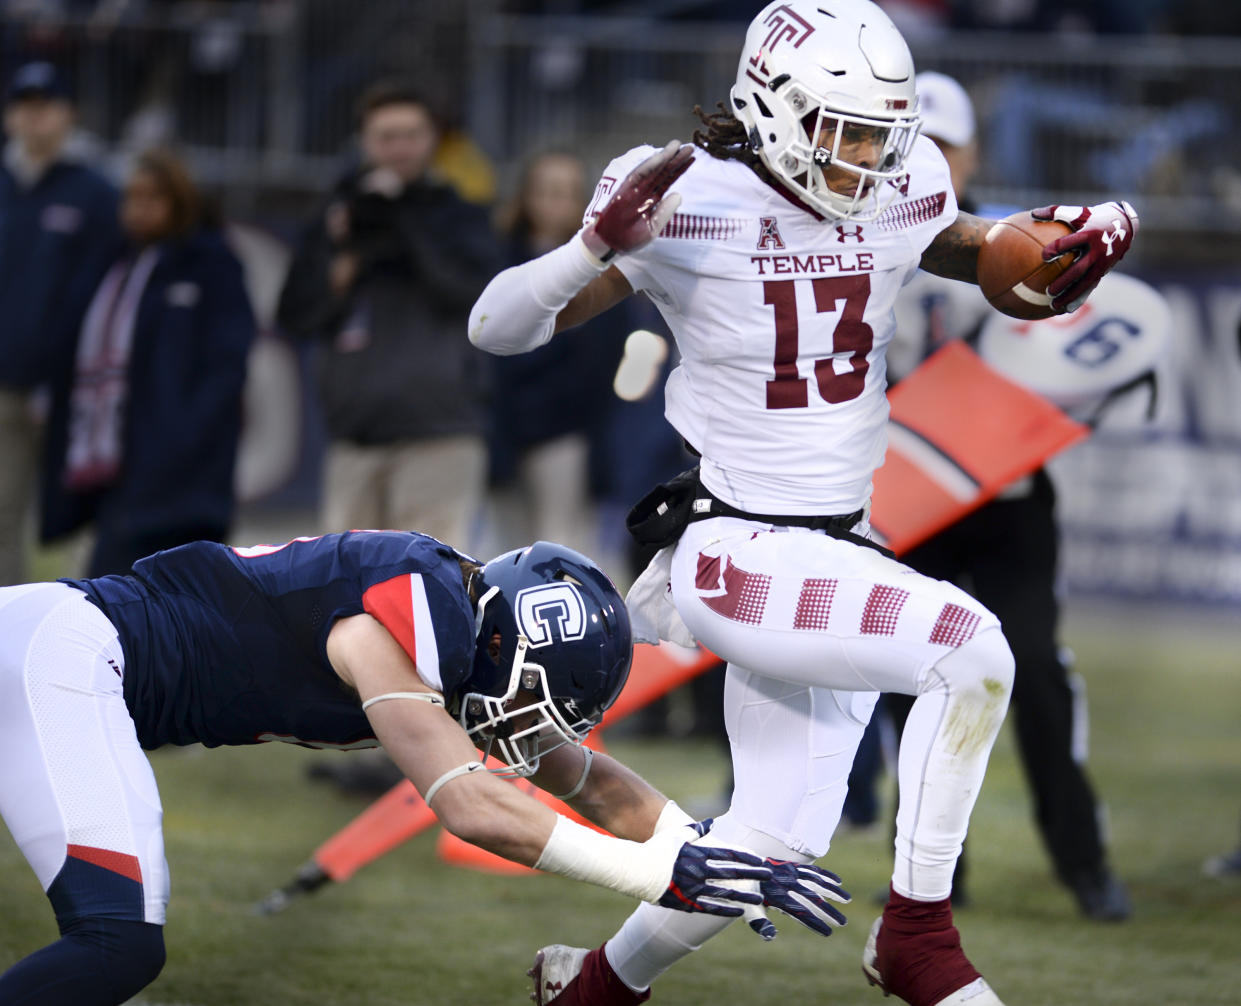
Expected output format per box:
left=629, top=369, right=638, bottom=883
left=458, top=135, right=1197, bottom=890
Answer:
left=0, top=532, right=849, bottom=1005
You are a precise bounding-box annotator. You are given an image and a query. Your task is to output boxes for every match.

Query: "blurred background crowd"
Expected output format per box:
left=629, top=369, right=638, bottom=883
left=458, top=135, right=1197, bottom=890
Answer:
left=2, top=0, right=1240, bottom=918
left=2, top=0, right=1238, bottom=593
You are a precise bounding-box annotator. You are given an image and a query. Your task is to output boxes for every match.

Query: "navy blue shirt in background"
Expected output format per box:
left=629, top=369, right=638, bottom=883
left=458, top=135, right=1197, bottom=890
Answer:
left=0, top=155, right=120, bottom=389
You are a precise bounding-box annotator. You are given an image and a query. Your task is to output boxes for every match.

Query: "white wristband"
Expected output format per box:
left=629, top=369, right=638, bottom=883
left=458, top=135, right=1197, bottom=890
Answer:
left=533, top=816, right=686, bottom=903
left=653, top=799, right=695, bottom=835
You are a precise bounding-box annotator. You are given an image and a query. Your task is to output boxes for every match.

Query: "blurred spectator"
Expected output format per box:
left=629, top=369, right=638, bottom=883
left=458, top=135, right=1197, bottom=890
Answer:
left=876, top=0, right=950, bottom=37
left=276, top=79, right=499, bottom=548
left=434, top=120, right=498, bottom=206
left=0, top=61, right=119, bottom=584
left=849, top=71, right=1132, bottom=922
left=485, top=150, right=628, bottom=558
left=949, top=0, right=1165, bottom=33
left=39, top=147, right=255, bottom=577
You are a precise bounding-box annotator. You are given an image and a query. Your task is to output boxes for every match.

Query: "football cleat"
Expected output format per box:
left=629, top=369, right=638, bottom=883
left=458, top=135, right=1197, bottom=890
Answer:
left=529, top=945, right=589, bottom=1004
left=528, top=944, right=650, bottom=1005
left=863, top=917, right=1006, bottom=1006
left=1066, top=866, right=1132, bottom=922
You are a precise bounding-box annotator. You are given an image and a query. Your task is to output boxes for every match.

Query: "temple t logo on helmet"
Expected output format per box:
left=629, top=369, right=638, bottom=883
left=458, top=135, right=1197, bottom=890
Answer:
left=515, top=583, right=588, bottom=647
left=730, top=0, right=923, bottom=223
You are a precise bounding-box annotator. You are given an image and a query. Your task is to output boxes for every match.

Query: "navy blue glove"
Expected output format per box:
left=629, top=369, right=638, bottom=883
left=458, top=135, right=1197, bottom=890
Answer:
left=656, top=820, right=770, bottom=917
left=745, top=860, right=851, bottom=940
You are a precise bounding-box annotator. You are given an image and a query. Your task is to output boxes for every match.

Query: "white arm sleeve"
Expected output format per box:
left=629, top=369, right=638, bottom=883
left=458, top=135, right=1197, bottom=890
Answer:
left=533, top=816, right=690, bottom=903
left=467, top=230, right=610, bottom=356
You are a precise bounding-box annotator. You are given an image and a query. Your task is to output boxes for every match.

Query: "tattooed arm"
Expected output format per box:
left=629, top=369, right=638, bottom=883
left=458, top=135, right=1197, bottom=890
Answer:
left=919, top=211, right=993, bottom=284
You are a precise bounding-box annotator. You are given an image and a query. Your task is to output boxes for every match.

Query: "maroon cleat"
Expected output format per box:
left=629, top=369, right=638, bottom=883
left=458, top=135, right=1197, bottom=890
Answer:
left=528, top=943, right=651, bottom=1005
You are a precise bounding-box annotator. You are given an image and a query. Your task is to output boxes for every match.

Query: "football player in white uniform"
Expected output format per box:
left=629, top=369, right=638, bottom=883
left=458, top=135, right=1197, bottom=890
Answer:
left=468, top=2, right=1138, bottom=1004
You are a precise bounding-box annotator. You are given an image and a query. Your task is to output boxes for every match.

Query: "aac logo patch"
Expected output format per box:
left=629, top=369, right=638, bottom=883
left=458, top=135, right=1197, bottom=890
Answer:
left=516, top=583, right=587, bottom=648
left=757, top=216, right=786, bottom=250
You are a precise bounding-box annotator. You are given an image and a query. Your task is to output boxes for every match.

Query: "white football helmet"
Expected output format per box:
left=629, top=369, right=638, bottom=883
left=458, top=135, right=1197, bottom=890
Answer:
left=730, top=0, right=922, bottom=222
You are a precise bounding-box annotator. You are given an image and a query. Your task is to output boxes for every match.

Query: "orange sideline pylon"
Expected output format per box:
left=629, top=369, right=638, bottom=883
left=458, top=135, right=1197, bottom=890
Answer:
left=312, top=778, right=437, bottom=882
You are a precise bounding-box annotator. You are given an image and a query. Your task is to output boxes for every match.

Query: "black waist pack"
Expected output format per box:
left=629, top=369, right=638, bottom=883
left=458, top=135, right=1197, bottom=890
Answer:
left=625, top=465, right=894, bottom=559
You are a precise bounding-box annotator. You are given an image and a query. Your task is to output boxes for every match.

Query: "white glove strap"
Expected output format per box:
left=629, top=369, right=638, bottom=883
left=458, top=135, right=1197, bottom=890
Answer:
left=534, top=816, right=685, bottom=903
left=468, top=232, right=609, bottom=356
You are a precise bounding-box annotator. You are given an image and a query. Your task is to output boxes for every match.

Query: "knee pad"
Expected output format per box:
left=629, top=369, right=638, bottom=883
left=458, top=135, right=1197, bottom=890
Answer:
left=929, top=625, right=1015, bottom=703
left=64, top=917, right=166, bottom=1002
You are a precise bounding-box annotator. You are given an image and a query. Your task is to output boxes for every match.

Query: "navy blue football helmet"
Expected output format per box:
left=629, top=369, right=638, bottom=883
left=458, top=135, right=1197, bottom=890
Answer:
left=447, top=542, right=633, bottom=777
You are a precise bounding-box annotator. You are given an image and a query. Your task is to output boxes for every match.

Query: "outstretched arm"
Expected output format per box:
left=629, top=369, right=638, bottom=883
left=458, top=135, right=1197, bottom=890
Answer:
left=532, top=743, right=673, bottom=842
left=326, top=613, right=768, bottom=917
left=919, top=210, right=992, bottom=283
left=921, top=201, right=1139, bottom=313
left=468, top=140, right=693, bottom=355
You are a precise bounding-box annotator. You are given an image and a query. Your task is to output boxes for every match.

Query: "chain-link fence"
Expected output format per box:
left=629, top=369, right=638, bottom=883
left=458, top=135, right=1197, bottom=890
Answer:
left=3, top=5, right=1239, bottom=238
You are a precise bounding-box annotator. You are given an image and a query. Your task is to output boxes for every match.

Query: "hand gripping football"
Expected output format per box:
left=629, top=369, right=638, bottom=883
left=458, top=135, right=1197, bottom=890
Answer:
left=976, top=211, right=1073, bottom=320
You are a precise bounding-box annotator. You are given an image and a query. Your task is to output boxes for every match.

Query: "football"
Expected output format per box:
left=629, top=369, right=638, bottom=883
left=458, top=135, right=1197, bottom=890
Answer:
left=976, top=211, right=1075, bottom=320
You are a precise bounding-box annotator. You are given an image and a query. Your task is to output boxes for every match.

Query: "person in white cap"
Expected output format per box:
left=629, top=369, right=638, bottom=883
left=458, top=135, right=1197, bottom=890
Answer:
left=877, top=69, right=1133, bottom=923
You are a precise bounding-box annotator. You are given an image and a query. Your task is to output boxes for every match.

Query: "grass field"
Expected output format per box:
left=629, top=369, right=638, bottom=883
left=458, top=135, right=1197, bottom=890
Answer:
left=2, top=599, right=1239, bottom=1005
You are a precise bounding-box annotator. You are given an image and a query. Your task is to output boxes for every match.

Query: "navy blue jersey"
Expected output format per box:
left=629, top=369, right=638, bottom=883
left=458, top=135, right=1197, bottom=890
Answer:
left=64, top=531, right=477, bottom=750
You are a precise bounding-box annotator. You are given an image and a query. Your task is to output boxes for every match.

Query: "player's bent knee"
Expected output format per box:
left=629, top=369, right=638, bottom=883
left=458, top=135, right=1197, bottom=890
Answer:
left=66, top=917, right=166, bottom=1001
left=931, top=625, right=1015, bottom=702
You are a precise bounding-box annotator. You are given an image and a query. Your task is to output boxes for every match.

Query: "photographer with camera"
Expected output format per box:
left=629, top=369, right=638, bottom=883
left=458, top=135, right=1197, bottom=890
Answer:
left=278, top=80, right=499, bottom=549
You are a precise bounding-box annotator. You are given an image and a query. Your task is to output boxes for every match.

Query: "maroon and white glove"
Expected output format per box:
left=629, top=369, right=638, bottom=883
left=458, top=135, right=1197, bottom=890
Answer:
left=582, top=140, right=695, bottom=262
left=1031, top=200, right=1139, bottom=314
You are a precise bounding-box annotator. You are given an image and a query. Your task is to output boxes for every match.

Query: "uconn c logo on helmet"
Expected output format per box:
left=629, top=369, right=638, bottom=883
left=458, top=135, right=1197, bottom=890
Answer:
left=515, top=583, right=588, bottom=648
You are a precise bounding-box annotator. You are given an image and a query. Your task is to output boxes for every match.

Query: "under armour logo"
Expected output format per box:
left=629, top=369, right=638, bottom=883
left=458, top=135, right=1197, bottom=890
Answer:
left=756, top=216, right=786, bottom=250
left=812, top=147, right=831, bottom=166
left=1101, top=222, right=1125, bottom=255
left=836, top=224, right=865, bottom=243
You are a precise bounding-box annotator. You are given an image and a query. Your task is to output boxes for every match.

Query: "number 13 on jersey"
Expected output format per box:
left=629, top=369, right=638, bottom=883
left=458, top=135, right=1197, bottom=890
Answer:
left=763, top=274, right=874, bottom=409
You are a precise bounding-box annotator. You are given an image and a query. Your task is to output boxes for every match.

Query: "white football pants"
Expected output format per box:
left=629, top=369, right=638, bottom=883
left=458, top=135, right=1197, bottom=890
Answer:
left=607, top=517, right=1013, bottom=991
left=0, top=583, right=169, bottom=926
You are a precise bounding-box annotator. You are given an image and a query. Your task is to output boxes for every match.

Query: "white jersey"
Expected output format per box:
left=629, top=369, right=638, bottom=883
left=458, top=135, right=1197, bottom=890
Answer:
left=589, top=136, right=956, bottom=516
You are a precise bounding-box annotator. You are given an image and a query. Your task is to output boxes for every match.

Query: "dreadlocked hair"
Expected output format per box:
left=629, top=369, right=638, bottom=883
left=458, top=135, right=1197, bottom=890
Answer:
left=692, top=102, right=770, bottom=181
